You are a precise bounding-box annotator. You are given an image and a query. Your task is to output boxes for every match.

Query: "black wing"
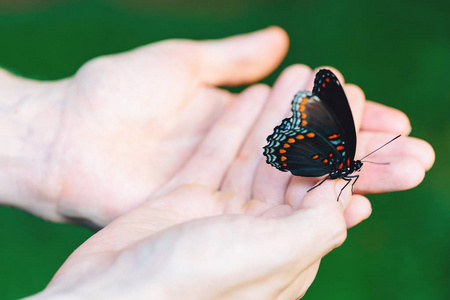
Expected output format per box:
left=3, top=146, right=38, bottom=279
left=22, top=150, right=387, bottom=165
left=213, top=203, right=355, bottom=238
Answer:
left=312, top=69, right=357, bottom=160
left=263, top=92, right=347, bottom=177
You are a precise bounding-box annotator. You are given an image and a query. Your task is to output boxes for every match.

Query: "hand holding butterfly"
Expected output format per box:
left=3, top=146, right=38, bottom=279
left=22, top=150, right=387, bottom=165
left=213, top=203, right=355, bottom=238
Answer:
left=33, top=67, right=433, bottom=299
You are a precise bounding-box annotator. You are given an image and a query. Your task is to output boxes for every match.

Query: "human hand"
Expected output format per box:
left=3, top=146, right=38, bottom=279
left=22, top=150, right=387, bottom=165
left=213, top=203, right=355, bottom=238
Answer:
left=0, top=27, right=289, bottom=226
left=31, top=66, right=434, bottom=299
left=34, top=181, right=361, bottom=300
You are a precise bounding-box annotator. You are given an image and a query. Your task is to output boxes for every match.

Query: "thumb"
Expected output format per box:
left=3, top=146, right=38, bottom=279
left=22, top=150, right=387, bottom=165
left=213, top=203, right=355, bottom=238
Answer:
left=197, top=26, right=289, bottom=86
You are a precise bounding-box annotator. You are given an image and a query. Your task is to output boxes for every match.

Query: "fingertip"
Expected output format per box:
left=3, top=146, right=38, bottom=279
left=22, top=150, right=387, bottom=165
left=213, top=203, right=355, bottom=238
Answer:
left=271, top=64, right=313, bottom=96
left=344, top=195, right=372, bottom=228
left=263, top=25, right=290, bottom=49
left=200, top=27, right=290, bottom=86
left=403, top=159, right=426, bottom=189
left=277, top=64, right=313, bottom=83
left=244, top=83, right=271, bottom=96
left=236, top=83, right=271, bottom=111
left=399, top=136, right=435, bottom=171
left=395, top=110, right=412, bottom=135
left=413, top=138, right=435, bottom=171
left=389, top=157, right=426, bottom=191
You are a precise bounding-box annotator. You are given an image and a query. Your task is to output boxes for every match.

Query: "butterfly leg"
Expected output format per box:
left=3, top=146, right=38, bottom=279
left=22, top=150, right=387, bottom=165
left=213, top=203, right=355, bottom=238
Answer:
left=337, top=178, right=353, bottom=201
left=307, top=176, right=330, bottom=193
left=350, top=174, right=359, bottom=193
left=337, top=175, right=360, bottom=201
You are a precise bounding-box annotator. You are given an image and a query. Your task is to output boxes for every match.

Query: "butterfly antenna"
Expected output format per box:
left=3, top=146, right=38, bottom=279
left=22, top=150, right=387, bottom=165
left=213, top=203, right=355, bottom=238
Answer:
left=360, top=135, right=401, bottom=161
left=362, top=160, right=390, bottom=165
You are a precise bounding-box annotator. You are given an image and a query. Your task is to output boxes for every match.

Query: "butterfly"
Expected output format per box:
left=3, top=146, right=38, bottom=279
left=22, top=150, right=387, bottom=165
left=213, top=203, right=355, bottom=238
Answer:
left=263, top=69, right=399, bottom=200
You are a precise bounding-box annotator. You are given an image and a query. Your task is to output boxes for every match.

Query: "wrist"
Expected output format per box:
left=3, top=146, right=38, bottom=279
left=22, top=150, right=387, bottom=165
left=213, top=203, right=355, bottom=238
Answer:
left=0, top=68, right=69, bottom=221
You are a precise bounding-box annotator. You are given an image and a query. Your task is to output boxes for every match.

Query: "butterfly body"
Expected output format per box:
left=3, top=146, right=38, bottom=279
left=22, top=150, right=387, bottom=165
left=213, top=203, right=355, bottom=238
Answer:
left=263, top=69, right=362, bottom=199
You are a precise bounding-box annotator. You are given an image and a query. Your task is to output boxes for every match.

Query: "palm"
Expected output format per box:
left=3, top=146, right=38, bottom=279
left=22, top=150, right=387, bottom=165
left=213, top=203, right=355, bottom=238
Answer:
left=52, top=32, right=287, bottom=226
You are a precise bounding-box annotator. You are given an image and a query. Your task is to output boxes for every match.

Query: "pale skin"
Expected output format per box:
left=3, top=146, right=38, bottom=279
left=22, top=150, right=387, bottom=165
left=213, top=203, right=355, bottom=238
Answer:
left=0, top=27, right=434, bottom=299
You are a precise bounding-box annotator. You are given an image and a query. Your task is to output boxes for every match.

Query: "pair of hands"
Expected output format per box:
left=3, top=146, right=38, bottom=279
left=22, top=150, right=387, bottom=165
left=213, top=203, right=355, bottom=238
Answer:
left=9, top=27, right=433, bottom=299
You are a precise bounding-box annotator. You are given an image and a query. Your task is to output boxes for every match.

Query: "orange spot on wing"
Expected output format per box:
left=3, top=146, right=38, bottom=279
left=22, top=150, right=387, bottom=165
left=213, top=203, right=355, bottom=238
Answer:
left=301, top=120, right=308, bottom=126
left=329, top=153, right=333, bottom=158
left=301, top=113, right=307, bottom=119
left=347, top=158, right=350, bottom=166
left=301, top=97, right=309, bottom=104
left=283, top=143, right=290, bottom=148
left=326, top=78, right=330, bottom=82
left=279, top=149, right=286, bottom=154
left=281, top=156, right=287, bottom=161
left=322, top=158, right=329, bottom=164
left=287, top=138, right=295, bottom=143
left=328, top=134, right=340, bottom=139
left=306, top=132, right=315, bottom=138
left=338, top=163, right=343, bottom=170
left=312, top=154, right=319, bottom=159
left=322, top=83, right=326, bottom=87
left=296, top=134, right=304, bottom=139
left=336, top=145, right=345, bottom=151
left=282, top=163, right=287, bottom=167
left=299, top=105, right=306, bottom=112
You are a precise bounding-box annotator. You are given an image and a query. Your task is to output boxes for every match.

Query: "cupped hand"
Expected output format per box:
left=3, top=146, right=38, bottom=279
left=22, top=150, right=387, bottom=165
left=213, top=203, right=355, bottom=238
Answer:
left=37, top=66, right=434, bottom=299
left=45, top=27, right=289, bottom=226
left=41, top=181, right=355, bottom=300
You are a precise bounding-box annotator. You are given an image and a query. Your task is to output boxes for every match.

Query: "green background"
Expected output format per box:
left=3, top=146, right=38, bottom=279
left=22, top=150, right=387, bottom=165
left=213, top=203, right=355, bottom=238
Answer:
left=0, top=0, right=448, bottom=299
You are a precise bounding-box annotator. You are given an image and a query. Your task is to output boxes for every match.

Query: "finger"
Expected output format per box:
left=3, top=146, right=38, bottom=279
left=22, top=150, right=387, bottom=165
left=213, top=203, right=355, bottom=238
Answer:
left=175, top=87, right=234, bottom=135
left=357, top=132, right=435, bottom=171
left=248, top=65, right=312, bottom=204
left=355, top=156, right=425, bottom=194
left=198, top=26, right=289, bottom=86
left=170, top=84, right=270, bottom=188
left=344, top=84, right=366, bottom=132
left=274, top=181, right=349, bottom=273
left=360, top=101, right=412, bottom=134
left=344, top=195, right=372, bottom=228
left=285, top=176, right=321, bottom=209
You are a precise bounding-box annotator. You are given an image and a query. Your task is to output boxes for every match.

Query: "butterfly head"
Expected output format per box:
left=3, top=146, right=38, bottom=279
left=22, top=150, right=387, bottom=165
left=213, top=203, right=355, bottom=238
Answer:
left=354, top=160, right=363, bottom=172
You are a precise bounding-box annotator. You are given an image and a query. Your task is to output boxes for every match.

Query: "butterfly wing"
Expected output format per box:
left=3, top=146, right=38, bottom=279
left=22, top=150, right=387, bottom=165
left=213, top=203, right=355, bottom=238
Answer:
left=263, top=91, right=346, bottom=177
left=312, top=69, right=357, bottom=160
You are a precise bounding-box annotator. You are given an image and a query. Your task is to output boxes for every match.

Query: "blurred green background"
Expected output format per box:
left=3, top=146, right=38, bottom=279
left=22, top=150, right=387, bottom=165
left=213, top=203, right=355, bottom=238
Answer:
left=0, top=0, right=448, bottom=299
